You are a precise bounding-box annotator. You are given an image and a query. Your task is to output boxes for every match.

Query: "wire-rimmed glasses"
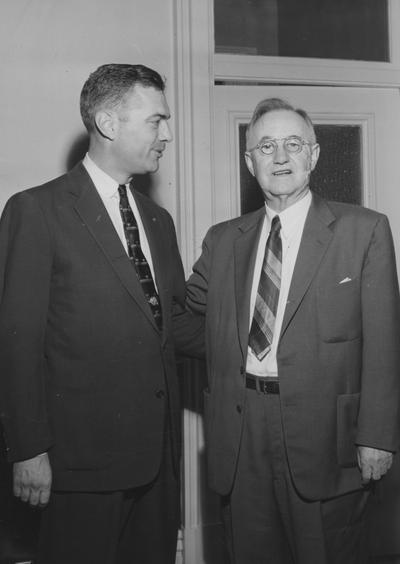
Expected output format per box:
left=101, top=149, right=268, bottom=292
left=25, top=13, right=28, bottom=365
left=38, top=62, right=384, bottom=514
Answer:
left=247, top=135, right=313, bottom=156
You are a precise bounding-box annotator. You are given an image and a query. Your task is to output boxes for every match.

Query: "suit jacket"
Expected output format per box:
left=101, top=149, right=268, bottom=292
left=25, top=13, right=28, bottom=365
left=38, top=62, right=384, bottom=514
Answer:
left=0, top=162, right=202, bottom=492
left=186, top=194, right=400, bottom=501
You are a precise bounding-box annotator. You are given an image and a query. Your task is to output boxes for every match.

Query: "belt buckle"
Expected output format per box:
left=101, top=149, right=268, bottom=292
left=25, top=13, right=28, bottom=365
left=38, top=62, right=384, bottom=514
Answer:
left=259, top=379, right=270, bottom=394
left=258, top=378, right=278, bottom=394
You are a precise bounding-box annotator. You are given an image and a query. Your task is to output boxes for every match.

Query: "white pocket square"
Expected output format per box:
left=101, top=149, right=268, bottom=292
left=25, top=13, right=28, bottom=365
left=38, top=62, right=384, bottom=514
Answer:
left=339, top=277, right=352, bottom=284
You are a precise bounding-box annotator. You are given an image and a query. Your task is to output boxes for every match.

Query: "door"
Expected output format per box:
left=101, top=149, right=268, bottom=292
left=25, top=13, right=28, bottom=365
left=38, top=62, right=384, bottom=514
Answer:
left=176, top=3, right=400, bottom=561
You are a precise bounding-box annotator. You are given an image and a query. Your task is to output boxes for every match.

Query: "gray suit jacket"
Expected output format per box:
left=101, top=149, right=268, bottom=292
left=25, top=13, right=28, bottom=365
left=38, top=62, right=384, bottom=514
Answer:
left=187, top=194, right=400, bottom=500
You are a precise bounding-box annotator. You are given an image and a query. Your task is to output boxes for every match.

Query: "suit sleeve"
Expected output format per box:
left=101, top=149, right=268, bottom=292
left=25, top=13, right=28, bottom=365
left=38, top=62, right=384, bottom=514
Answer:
left=356, top=214, right=400, bottom=452
left=186, top=227, right=214, bottom=316
left=161, top=212, right=205, bottom=358
left=0, top=192, right=54, bottom=462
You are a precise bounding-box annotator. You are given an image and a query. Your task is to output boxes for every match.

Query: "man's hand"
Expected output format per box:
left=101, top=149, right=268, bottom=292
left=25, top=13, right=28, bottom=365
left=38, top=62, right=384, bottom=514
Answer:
left=13, top=453, right=52, bottom=507
left=357, top=446, right=393, bottom=485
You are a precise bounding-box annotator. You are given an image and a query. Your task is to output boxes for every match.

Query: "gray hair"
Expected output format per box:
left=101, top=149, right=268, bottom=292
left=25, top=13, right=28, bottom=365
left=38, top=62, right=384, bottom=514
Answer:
left=246, top=97, right=316, bottom=145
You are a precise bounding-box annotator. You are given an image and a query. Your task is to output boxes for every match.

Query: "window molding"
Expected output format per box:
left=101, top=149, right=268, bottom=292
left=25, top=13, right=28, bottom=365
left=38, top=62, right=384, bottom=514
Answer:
left=173, top=0, right=215, bottom=271
left=215, top=0, right=400, bottom=87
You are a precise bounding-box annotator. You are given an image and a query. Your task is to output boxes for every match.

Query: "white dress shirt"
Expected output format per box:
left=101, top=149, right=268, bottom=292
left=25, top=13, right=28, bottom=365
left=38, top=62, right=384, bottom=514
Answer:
left=82, top=153, right=157, bottom=287
left=246, top=190, right=312, bottom=377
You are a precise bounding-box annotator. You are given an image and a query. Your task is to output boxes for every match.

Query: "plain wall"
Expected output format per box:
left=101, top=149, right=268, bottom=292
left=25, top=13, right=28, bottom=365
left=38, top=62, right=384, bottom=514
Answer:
left=0, top=0, right=178, bottom=218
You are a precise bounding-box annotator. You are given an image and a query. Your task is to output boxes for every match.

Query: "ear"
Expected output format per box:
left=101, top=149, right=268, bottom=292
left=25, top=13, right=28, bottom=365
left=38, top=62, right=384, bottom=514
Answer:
left=309, top=143, right=320, bottom=171
left=94, top=110, right=117, bottom=141
left=244, top=152, right=255, bottom=177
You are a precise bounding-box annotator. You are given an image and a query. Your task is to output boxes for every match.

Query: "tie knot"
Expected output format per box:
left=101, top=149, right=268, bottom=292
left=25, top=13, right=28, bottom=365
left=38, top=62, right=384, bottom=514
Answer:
left=118, top=184, right=127, bottom=197
left=270, top=215, right=281, bottom=234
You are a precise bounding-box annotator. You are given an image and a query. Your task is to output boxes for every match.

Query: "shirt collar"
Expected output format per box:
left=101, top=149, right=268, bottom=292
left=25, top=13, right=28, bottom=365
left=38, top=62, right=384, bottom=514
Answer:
left=82, top=153, right=125, bottom=199
left=264, top=189, right=312, bottom=241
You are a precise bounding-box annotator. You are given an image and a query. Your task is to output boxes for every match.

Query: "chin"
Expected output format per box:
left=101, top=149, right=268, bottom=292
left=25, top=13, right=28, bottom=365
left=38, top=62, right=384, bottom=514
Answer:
left=268, top=185, right=296, bottom=196
left=148, top=159, right=160, bottom=173
left=138, top=164, right=158, bottom=175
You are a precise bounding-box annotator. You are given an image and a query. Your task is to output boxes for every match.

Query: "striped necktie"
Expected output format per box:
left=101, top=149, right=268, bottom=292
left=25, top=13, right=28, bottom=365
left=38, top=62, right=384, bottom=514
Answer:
left=118, top=184, right=162, bottom=330
left=249, top=215, right=282, bottom=360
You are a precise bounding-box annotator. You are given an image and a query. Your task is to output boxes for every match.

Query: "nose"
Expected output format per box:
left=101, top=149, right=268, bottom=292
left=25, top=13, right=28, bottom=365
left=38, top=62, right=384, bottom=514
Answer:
left=273, top=141, right=289, bottom=164
left=159, top=120, right=173, bottom=143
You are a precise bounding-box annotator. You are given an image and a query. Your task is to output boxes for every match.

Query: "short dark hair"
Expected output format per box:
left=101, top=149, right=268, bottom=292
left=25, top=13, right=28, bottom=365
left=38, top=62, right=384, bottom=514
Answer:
left=80, top=63, right=165, bottom=132
left=246, top=97, right=316, bottom=145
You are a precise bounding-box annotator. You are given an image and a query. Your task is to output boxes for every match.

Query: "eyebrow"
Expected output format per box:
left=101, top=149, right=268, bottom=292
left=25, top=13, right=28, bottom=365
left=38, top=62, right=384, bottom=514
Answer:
left=257, top=135, right=303, bottom=142
left=147, top=112, right=170, bottom=121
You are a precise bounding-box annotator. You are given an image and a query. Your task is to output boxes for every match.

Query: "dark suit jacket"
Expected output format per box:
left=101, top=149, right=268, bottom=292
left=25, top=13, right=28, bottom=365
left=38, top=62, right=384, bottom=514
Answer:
left=187, top=194, right=400, bottom=501
left=0, top=162, right=201, bottom=492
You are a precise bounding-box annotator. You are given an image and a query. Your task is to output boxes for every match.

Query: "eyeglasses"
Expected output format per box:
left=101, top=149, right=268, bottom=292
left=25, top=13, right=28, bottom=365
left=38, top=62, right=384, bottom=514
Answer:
left=247, top=136, right=313, bottom=156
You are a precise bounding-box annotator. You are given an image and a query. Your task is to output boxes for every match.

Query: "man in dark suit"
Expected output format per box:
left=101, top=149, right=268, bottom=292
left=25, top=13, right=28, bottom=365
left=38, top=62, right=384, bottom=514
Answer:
left=0, top=63, right=202, bottom=564
left=186, top=98, right=400, bottom=563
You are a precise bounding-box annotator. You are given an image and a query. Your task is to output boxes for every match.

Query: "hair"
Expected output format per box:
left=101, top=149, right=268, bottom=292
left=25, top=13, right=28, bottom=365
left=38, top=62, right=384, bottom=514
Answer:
left=80, top=63, right=166, bottom=132
left=246, top=97, right=317, bottom=146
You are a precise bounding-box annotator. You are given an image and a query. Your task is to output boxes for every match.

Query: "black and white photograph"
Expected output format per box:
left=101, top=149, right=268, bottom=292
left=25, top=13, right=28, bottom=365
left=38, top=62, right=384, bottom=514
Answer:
left=0, top=1, right=399, bottom=563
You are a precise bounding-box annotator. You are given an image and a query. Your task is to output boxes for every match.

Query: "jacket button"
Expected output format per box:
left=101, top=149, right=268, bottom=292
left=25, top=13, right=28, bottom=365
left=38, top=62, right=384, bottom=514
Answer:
left=155, top=389, right=165, bottom=399
left=236, top=405, right=242, bottom=414
left=240, top=366, right=245, bottom=375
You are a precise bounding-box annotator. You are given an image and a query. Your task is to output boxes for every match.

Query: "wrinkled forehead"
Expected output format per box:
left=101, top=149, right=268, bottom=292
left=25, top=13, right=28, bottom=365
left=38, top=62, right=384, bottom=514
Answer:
left=246, top=109, right=313, bottom=149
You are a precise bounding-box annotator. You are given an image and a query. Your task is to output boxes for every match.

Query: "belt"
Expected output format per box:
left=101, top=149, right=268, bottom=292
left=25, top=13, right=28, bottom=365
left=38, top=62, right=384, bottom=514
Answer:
left=245, top=373, right=280, bottom=394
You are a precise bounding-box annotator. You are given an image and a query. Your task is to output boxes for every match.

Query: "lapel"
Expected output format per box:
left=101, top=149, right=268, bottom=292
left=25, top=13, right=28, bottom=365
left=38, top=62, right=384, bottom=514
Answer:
left=67, top=163, right=160, bottom=333
left=280, top=194, right=336, bottom=339
left=234, top=207, right=266, bottom=358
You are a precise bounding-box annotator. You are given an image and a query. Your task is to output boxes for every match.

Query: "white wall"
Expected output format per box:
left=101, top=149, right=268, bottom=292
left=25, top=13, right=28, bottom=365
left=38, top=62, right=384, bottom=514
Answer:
left=0, top=0, right=179, bottom=219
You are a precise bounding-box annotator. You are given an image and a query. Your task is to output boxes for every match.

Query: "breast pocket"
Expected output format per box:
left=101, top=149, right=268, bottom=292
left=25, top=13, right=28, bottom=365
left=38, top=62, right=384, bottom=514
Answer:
left=317, top=279, right=361, bottom=343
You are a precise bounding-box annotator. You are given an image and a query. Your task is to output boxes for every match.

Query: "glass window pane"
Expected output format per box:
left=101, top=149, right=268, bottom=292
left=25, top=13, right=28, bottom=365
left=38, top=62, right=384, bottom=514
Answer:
left=311, top=125, right=362, bottom=205
left=239, top=123, right=362, bottom=215
left=215, top=0, right=389, bottom=62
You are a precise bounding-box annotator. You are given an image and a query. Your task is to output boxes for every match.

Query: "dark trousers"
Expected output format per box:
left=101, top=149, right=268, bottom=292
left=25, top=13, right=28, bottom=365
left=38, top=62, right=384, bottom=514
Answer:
left=37, top=430, right=179, bottom=564
left=222, top=387, right=370, bottom=564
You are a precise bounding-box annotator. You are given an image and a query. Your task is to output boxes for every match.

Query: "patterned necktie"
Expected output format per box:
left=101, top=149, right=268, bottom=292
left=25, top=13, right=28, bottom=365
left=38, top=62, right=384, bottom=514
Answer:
left=249, top=215, right=282, bottom=360
left=118, top=184, right=162, bottom=330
